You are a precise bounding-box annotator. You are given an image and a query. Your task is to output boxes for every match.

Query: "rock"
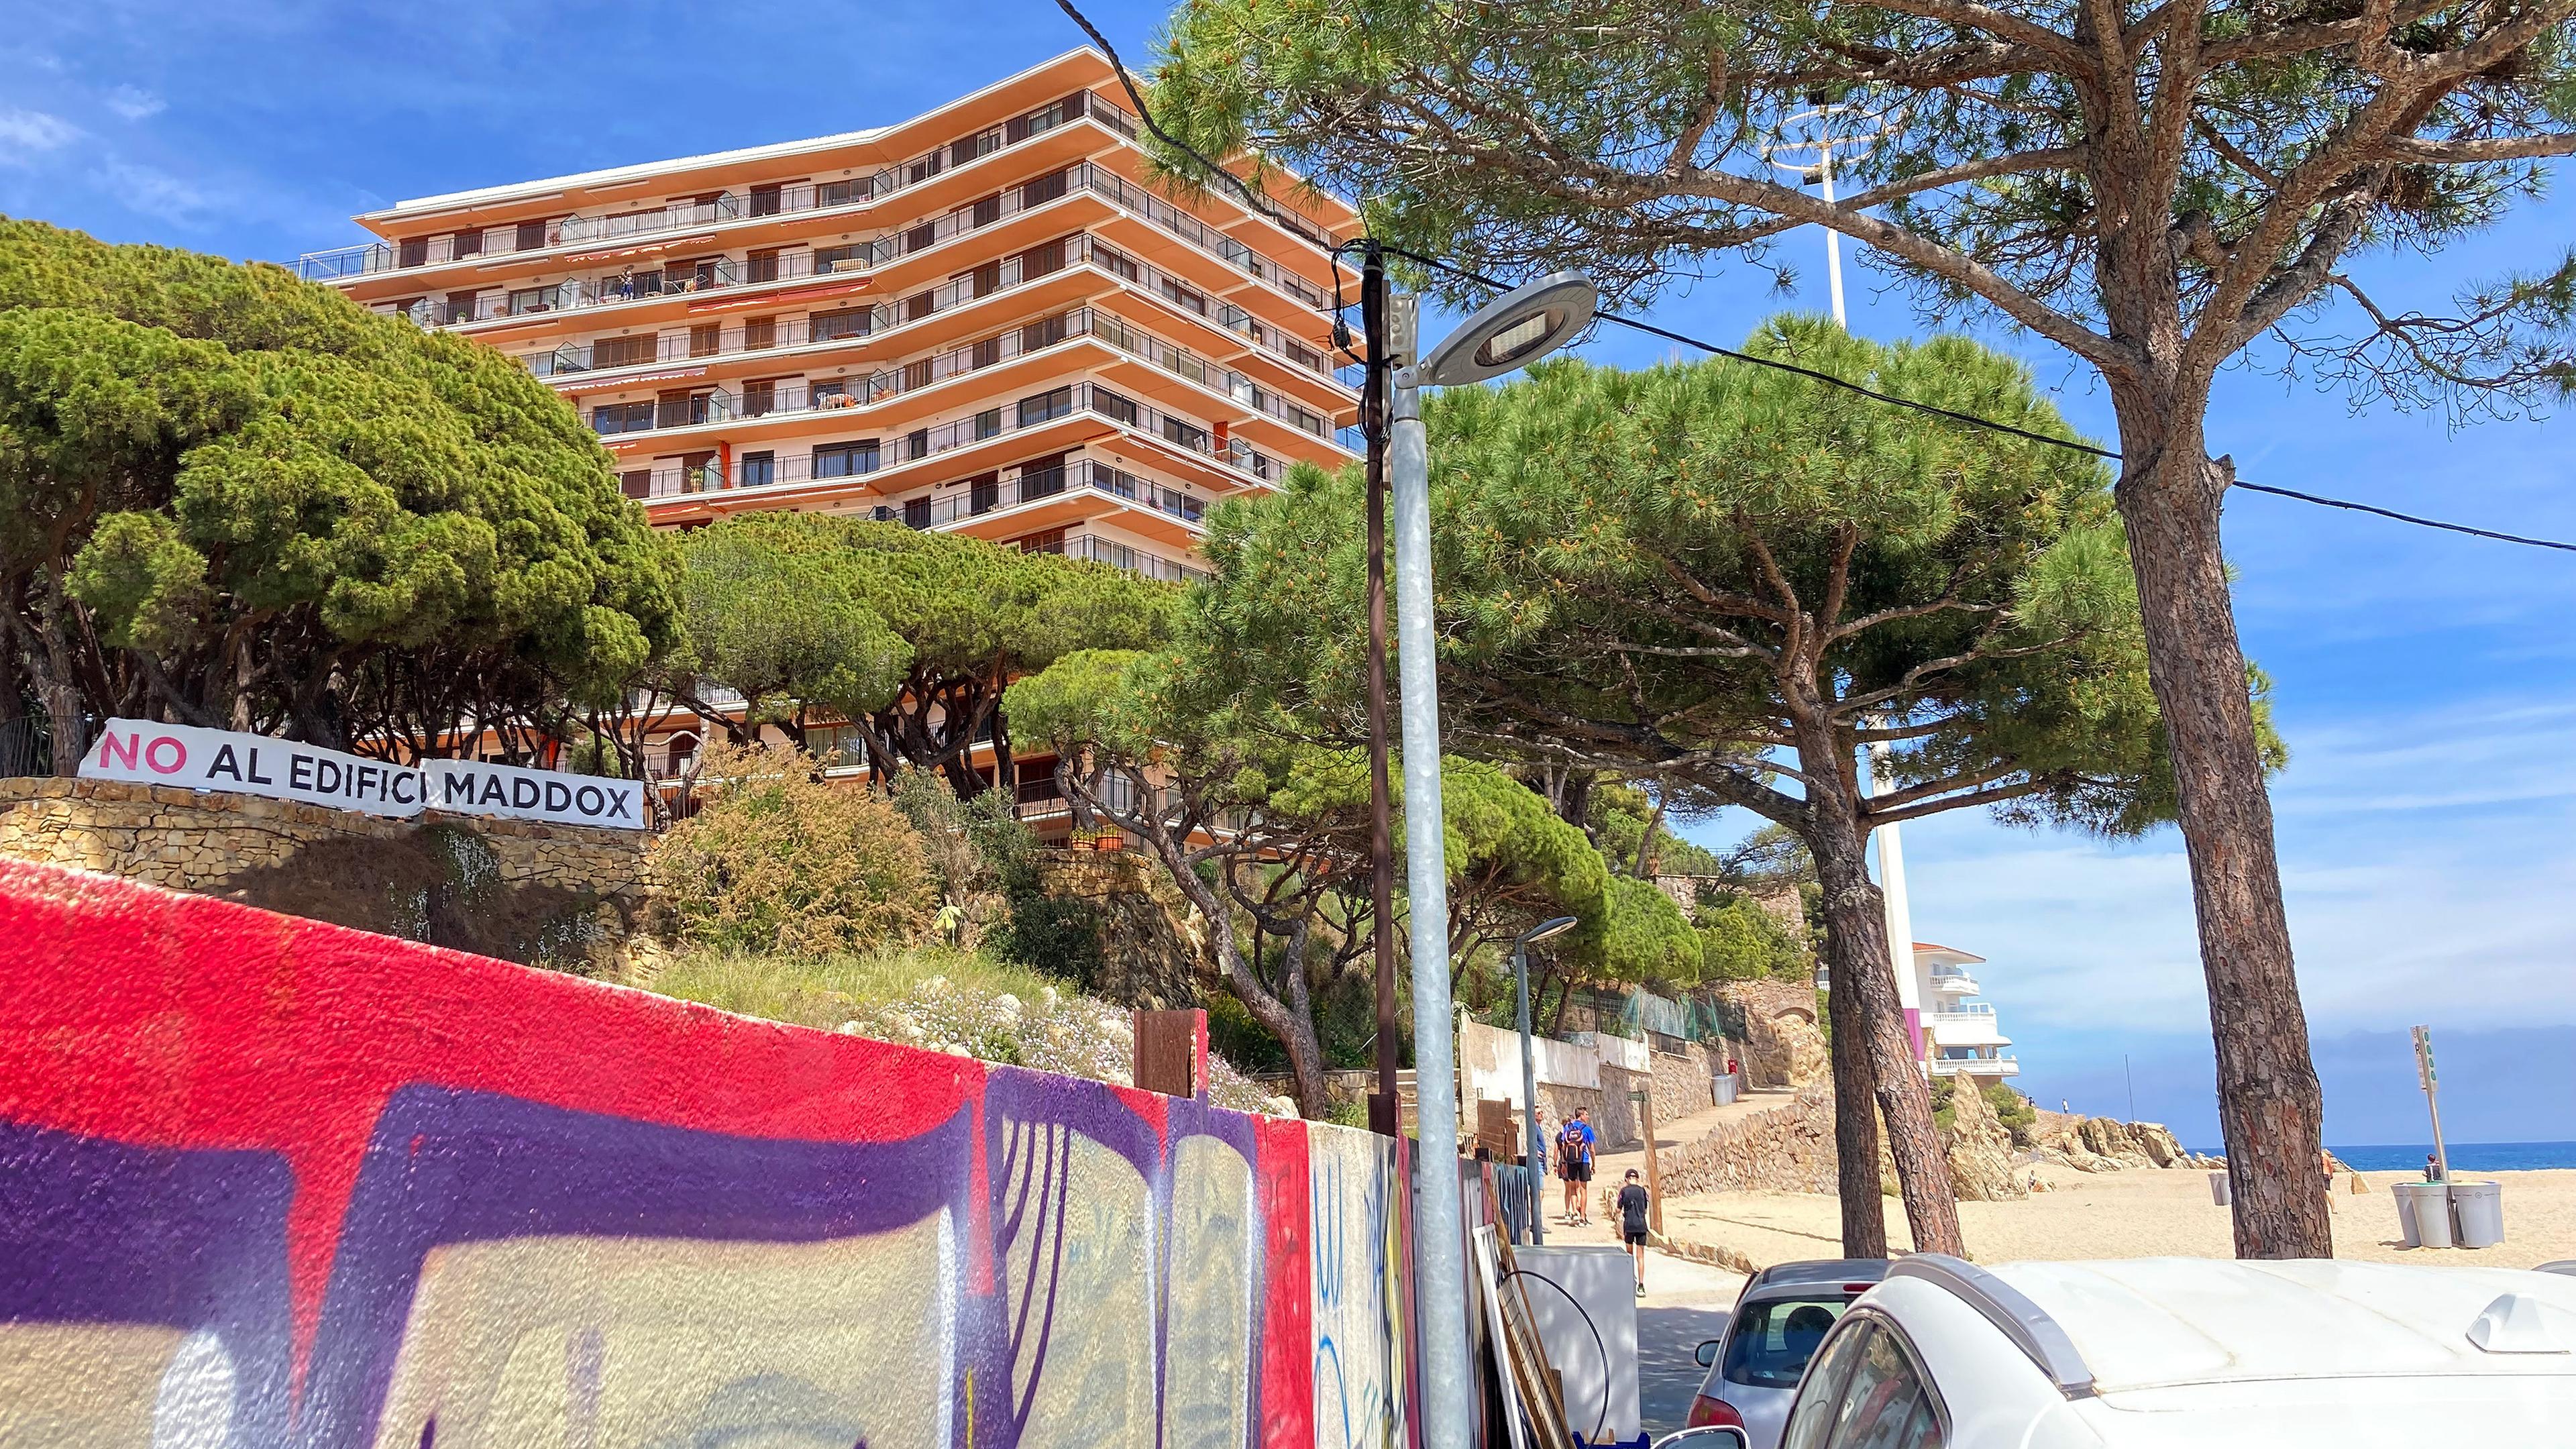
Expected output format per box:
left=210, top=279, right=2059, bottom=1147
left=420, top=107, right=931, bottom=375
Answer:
left=1941, top=1073, right=2029, bottom=1201
left=837, top=1021, right=864, bottom=1035
left=1264, top=1095, right=1298, bottom=1118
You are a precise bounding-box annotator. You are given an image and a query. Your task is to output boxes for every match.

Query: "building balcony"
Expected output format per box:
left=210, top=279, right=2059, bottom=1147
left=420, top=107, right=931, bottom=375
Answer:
left=520, top=232, right=1350, bottom=397
left=627, top=379, right=1293, bottom=504
left=1929, top=1055, right=2020, bottom=1078
left=368, top=161, right=1340, bottom=365
left=1929, top=965, right=1982, bottom=996
left=295, top=90, right=1144, bottom=282
left=588, top=306, right=1336, bottom=472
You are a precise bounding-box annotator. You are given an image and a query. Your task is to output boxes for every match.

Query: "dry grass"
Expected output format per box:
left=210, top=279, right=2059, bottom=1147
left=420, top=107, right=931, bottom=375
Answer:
left=646, top=943, right=1062, bottom=1031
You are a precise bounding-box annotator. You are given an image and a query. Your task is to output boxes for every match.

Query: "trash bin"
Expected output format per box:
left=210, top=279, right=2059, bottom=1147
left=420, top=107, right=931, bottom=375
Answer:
left=1713, top=1073, right=1741, bottom=1106
left=2209, top=1171, right=2232, bottom=1207
left=2396, top=1182, right=2455, bottom=1248
left=2453, top=1181, right=2505, bottom=1248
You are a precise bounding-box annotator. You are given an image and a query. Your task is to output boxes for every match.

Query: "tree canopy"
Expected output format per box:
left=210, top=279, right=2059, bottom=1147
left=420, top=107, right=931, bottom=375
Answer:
left=1195, top=322, right=2222, bottom=1254
left=0, top=217, right=680, bottom=761
left=1149, top=0, right=2568, bottom=1256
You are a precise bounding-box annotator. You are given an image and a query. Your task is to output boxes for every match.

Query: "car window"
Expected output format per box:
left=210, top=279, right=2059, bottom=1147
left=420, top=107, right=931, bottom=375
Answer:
left=1723, top=1296, right=1853, bottom=1389
left=1778, top=1320, right=1873, bottom=1449
left=1825, top=1324, right=1942, bottom=1449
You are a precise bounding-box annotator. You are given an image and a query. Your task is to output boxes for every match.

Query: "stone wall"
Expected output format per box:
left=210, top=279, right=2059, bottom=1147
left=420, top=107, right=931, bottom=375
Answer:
left=0, top=776, right=651, bottom=897
left=1030, top=847, right=1205, bottom=1008
left=0, top=777, right=653, bottom=969
left=1643, top=1040, right=1725, bottom=1127
left=1711, top=979, right=1830, bottom=1089
left=1652, top=1087, right=1840, bottom=1196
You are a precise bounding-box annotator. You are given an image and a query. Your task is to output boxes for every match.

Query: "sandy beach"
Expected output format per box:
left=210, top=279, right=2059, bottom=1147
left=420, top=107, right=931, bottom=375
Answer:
left=1658, top=1165, right=2576, bottom=1269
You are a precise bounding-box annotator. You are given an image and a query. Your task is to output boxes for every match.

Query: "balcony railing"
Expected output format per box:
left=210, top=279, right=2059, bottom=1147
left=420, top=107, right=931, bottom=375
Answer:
left=1038, top=532, right=1211, bottom=585
left=633, top=380, right=1289, bottom=500
left=524, top=232, right=1350, bottom=394
left=294, top=90, right=1144, bottom=282
left=588, top=305, right=1333, bottom=460
left=1929, top=1004, right=1997, bottom=1020
left=887, top=457, right=1207, bottom=531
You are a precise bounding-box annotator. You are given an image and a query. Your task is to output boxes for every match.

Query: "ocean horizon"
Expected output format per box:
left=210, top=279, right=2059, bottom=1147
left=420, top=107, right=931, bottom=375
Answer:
left=2186, top=1141, right=2576, bottom=1172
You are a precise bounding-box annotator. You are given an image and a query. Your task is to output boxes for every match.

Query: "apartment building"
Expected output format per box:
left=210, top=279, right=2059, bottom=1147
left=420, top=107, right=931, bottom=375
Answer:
left=1915, top=942, right=2021, bottom=1081
left=292, top=50, right=1359, bottom=812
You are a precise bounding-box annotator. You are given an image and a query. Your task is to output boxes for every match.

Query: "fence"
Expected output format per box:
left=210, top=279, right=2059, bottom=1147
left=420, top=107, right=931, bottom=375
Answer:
left=0, top=715, right=93, bottom=780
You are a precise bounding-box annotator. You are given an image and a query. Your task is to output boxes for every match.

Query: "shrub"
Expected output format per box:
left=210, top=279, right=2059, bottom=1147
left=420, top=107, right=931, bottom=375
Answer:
left=1986, top=1081, right=2039, bottom=1147
left=1697, top=891, right=1811, bottom=981
left=651, top=741, right=937, bottom=957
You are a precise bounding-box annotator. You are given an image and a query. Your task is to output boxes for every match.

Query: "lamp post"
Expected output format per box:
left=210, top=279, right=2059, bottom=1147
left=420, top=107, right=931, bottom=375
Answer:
left=1513, top=914, right=1582, bottom=1247
left=1389, top=270, right=1597, bottom=1449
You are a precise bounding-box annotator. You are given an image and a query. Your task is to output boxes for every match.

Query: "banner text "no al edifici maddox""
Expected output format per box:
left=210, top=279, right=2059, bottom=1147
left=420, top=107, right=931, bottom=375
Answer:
left=78, top=720, right=645, bottom=830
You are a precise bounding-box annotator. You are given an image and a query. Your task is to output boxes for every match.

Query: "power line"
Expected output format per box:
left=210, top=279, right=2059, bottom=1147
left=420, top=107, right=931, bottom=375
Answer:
left=1052, top=0, right=2576, bottom=556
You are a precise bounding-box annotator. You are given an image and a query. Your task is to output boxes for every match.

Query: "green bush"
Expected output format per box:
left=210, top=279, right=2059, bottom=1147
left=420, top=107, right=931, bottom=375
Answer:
left=1697, top=892, right=1812, bottom=981
left=1987, top=1081, right=2039, bottom=1146
left=651, top=741, right=938, bottom=957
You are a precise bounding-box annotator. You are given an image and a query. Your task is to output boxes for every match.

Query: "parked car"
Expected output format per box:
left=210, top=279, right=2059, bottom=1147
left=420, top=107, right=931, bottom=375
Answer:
left=1763, top=1255, right=2576, bottom=1447
left=1686, top=1258, right=1893, bottom=1447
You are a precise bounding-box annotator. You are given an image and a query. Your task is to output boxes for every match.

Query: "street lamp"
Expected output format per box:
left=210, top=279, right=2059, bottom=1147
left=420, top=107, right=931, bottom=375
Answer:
left=1384, top=268, right=1597, bottom=1449
left=1513, top=914, right=1582, bottom=1246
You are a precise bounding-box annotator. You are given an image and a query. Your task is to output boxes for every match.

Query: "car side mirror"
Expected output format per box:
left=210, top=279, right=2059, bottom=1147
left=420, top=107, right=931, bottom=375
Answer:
left=1694, top=1339, right=1721, bottom=1368
left=1653, top=1429, right=1750, bottom=1449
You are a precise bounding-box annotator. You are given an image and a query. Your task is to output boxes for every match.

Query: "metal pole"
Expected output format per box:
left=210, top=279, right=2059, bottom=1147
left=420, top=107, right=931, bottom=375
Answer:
left=1819, top=146, right=1847, bottom=327
left=1515, top=940, right=1544, bottom=1247
left=2415, top=1026, right=2450, bottom=1181
left=1390, top=292, right=1470, bottom=1449
left=1362, top=246, right=1401, bottom=1136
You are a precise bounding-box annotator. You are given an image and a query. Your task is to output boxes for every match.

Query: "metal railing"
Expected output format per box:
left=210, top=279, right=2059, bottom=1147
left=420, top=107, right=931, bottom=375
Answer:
left=1929, top=1004, right=1998, bottom=1020
left=590, top=305, right=1329, bottom=466
left=633, top=380, right=1287, bottom=500
left=294, top=90, right=1148, bottom=282
left=890, top=457, right=1208, bottom=530
left=1040, top=532, right=1211, bottom=584
left=524, top=232, right=1350, bottom=394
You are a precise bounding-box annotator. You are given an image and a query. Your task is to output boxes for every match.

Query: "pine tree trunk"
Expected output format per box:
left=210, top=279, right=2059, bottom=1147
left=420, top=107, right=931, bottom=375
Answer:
left=2116, top=433, right=2330, bottom=1258
left=1814, top=830, right=1966, bottom=1257
left=1823, top=928, right=1887, bottom=1257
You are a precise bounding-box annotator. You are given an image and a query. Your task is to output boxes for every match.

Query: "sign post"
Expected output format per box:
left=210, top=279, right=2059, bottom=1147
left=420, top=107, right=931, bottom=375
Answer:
left=2412, top=1025, right=2450, bottom=1182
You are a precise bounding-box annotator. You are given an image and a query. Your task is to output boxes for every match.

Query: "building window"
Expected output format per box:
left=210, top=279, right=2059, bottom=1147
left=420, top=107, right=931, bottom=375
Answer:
left=743, top=379, right=777, bottom=417
left=1018, top=238, right=1067, bottom=278
left=397, top=236, right=429, bottom=268
left=506, top=286, right=548, bottom=316
left=618, top=469, right=650, bottom=500
left=816, top=244, right=867, bottom=275
left=594, top=334, right=655, bottom=369
left=515, top=219, right=547, bottom=251
left=749, top=183, right=784, bottom=217
left=1162, top=415, right=1210, bottom=452
left=739, top=451, right=775, bottom=488
left=972, top=193, right=1002, bottom=228
left=974, top=407, right=1004, bottom=441
left=1020, top=168, right=1068, bottom=209
left=814, top=441, right=880, bottom=479
left=1020, top=313, right=1069, bottom=352
left=689, top=323, right=720, bottom=358
left=905, top=221, right=937, bottom=256
left=1018, top=387, right=1073, bottom=427
left=1091, top=386, right=1138, bottom=427
left=818, top=178, right=860, bottom=209
left=747, top=248, right=780, bottom=283
left=593, top=402, right=655, bottom=435
left=904, top=291, right=934, bottom=323
left=441, top=290, right=479, bottom=325
left=813, top=307, right=870, bottom=341
left=745, top=315, right=777, bottom=350
left=903, top=496, right=932, bottom=529
left=1014, top=527, right=1069, bottom=555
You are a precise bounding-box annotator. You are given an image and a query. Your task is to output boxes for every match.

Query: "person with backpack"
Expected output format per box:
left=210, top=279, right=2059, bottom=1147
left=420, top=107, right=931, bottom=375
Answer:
left=1617, top=1168, right=1652, bottom=1295
left=1556, top=1108, right=1597, bottom=1224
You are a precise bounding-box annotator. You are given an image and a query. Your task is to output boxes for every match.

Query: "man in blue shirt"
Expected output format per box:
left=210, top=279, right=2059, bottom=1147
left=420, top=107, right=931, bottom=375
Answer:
left=1556, top=1108, right=1597, bottom=1224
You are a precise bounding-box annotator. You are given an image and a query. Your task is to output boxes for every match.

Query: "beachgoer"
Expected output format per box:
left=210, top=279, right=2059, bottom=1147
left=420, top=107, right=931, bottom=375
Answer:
left=1557, top=1109, right=1597, bottom=1224
left=2424, top=1153, right=2441, bottom=1182
left=1617, top=1169, right=1652, bottom=1294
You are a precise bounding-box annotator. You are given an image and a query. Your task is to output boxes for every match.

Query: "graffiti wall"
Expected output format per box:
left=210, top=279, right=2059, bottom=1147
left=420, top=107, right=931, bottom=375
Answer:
left=0, top=861, right=1415, bottom=1448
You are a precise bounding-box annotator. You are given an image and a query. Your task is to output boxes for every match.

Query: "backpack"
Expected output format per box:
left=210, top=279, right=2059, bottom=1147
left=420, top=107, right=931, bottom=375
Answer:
left=1558, top=1122, right=1587, bottom=1159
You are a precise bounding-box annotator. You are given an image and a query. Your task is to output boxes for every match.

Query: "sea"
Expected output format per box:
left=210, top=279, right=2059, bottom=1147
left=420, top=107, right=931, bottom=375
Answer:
left=2188, top=1142, right=2576, bottom=1173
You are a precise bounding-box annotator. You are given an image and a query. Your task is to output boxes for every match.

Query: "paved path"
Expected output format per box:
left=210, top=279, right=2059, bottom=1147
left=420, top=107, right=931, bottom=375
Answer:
left=1529, top=1093, right=1799, bottom=1434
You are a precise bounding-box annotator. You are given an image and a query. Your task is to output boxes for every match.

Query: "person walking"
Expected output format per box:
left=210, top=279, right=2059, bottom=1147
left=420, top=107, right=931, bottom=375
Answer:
left=1617, top=1168, right=1652, bottom=1295
left=1556, top=1108, right=1597, bottom=1224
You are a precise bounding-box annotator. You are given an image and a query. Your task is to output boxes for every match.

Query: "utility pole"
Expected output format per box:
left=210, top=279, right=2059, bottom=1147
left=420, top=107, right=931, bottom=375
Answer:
left=1361, top=244, right=1401, bottom=1136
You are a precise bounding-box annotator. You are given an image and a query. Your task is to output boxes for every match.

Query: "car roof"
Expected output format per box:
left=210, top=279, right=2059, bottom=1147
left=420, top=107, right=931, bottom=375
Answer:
left=1749, top=1259, right=1892, bottom=1293
left=1986, top=1258, right=2576, bottom=1395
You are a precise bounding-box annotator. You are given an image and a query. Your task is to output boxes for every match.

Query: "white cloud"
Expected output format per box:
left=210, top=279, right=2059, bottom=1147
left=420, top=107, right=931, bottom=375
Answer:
left=0, top=108, right=80, bottom=165
left=105, top=85, right=166, bottom=122
left=91, top=158, right=215, bottom=223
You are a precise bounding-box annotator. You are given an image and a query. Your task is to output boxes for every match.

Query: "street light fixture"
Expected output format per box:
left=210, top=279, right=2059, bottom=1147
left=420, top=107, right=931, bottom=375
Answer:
left=1513, top=914, right=1582, bottom=1246
left=1380, top=265, right=1597, bottom=1449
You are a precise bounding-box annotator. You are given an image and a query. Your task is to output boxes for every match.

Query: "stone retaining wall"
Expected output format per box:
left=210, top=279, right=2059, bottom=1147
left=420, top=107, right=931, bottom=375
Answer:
left=1652, top=1087, right=1840, bottom=1196
left=0, top=777, right=651, bottom=897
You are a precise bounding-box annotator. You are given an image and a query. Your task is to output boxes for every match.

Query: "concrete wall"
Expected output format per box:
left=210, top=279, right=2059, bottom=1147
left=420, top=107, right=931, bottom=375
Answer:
left=0, top=776, right=652, bottom=900
left=0, top=860, right=1414, bottom=1448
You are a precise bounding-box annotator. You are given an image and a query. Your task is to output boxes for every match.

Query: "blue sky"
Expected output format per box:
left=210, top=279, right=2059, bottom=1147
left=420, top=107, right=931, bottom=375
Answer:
left=7, top=2, right=2570, bottom=1145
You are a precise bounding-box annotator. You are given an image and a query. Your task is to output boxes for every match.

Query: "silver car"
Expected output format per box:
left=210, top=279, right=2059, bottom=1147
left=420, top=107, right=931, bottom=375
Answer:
left=1686, top=1258, right=1890, bottom=1449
